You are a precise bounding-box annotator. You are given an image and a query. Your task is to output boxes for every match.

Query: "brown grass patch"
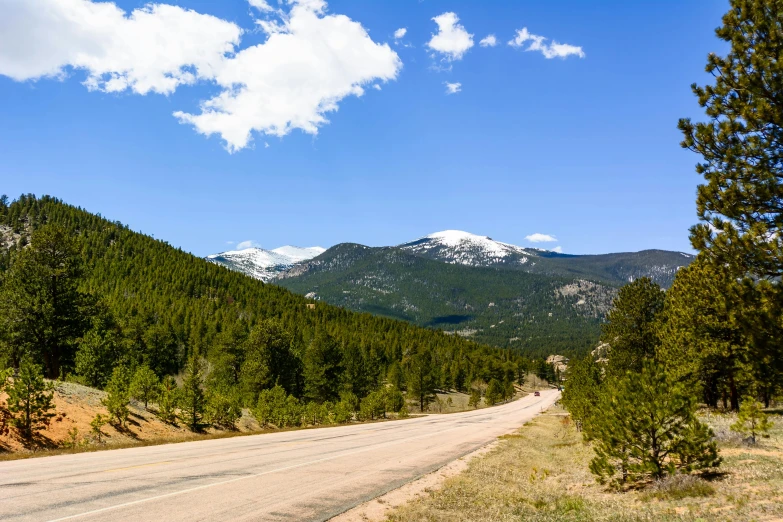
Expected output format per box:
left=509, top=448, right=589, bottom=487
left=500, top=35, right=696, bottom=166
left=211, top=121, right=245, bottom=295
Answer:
left=385, top=406, right=783, bottom=522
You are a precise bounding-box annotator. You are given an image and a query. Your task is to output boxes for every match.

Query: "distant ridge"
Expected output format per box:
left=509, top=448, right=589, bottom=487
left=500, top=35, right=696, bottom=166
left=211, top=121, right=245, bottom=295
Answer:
left=206, top=230, right=694, bottom=355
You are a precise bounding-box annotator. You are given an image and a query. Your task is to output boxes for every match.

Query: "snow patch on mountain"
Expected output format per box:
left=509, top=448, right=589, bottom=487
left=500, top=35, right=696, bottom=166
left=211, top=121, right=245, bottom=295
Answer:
left=399, top=230, right=535, bottom=267
left=271, top=246, right=326, bottom=262
left=207, top=245, right=325, bottom=282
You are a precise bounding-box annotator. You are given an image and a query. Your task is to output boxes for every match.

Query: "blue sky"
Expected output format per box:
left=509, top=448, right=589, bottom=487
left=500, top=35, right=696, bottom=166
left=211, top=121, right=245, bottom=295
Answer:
left=1, top=0, right=728, bottom=256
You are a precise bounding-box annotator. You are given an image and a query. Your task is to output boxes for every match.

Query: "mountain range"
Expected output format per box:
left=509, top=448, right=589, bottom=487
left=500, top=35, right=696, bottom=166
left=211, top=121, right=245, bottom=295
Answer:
left=207, top=231, right=694, bottom=356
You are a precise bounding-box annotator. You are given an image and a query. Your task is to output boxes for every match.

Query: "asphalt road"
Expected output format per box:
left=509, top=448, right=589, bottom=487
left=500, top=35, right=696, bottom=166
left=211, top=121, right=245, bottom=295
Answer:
left=0, top=389, right=560, bottom=522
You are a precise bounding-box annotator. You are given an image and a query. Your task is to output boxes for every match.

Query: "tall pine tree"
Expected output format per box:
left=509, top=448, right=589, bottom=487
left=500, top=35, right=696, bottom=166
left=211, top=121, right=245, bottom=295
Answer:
left=303, top=331, right=343, bottom=403
left=0, top=224, right=91, bottom=378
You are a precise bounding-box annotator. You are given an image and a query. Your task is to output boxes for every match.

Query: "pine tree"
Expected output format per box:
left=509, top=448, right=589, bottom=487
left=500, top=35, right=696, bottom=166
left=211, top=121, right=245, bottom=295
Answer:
left=679, top=0, right=783, bottom=279
left=254, top=386, right=288, bottom=428
left=240, top=320, right=297, bottom=404
left=387, top=361, right=404, bottom=390
left=130, top=365, right=159, bottom=410
left=74, top=311, right=123, bottom=389
left=341, top=344, right=369, bottom=398
left=359, top=390, right=385, bottom=420
left=587, top=362, right=721, bottom=486
left=303, top=331, right=343, bottom=404
left=485, top=379, right=503, bottom=406
left=0, top=367, right=12, bottom=436
left=659, top=257, right=749, bottom=410
left=205, top=383, right=243, bottom=430
left=468, top=388, right=482, bottom=409
left=0, top=224, right=91, bottom=378
left=731, top=398, right=773, bottom=444
left=561, top=356, right=603, bottom=432
left=6, top=358, right=56, bottom=441
left=383, top=386, right=405, bottom=416
left=90, top=413, right=109, bottom=443
left=405, top=347, right=436, bottom=412
left=601, top=277, right=665, bottom=376
left=157, top=376, right=178, bottom=424
left=677, top=1, right=783, bottom=410
left=178, top=355, right=206, bottom=432
left=102, top=366, right=131, bottom=428
left=208, top=324, right=247, bottom=387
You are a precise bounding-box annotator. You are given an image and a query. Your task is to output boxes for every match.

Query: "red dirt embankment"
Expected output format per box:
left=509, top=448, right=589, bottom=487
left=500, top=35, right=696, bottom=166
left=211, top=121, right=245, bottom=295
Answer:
left=0, top=381, right=260, bottom=455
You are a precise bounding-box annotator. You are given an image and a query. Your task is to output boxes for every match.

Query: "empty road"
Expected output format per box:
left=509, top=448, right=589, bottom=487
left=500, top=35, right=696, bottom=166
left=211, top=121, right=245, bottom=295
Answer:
left=0, top=390, right=559, bottom=522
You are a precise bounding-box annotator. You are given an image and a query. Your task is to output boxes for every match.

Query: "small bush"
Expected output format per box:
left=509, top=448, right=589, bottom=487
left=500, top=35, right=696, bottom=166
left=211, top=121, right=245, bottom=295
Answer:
left=642, top=475, right=716, bottom=501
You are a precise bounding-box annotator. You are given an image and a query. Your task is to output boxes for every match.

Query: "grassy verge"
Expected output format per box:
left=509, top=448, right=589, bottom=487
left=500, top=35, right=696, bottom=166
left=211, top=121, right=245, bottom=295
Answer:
left=386, top=406, right=783, bottom=522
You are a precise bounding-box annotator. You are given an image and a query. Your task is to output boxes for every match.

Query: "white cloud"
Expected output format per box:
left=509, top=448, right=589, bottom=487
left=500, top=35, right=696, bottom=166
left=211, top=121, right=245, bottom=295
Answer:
left=175, top=0, right=402, bottom=152
left=0, top=0, right=241, bottom=95
left=525, top=233, right=557, bottom=243
left=237, top=240, right=260, bottom=249
left=479, top=35, right=497, bottom=47
left=552, top=246, right=563, bottom=253
left=264, top=142, right=270, bottom=148
left=427, top=12, right=473, bottom=61
left=444, top=82, right=461, bottom=95
left=394, top=27, right=407, bottom=39
left=0, top=0, right=401, bottom=153
left=508, top=27, right=584, bottom=59
left=372, top=84, right=382, bottom=90
left=248, top=0, right=274, bottom=12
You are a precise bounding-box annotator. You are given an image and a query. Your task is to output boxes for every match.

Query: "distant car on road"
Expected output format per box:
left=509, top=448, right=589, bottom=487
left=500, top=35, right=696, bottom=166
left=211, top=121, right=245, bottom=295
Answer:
left=534, top=391, right=540, bottom=397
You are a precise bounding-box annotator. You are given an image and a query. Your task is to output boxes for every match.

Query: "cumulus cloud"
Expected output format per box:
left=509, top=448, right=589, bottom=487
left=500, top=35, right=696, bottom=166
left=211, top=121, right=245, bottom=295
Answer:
left=394, top=27, right=407, bottom=39
left=236, top=240, right=260, bottom=249
left=479, top=35, right=497, bottom=47
left=508, top=27, right=584, bottom=59
left=444, top=82, right=461, bottom=95
left=0, top=0, right=402, bottom=152
left=525, top=233, right=557, bottom=243
left=0, top=0, right=241, bottom=95
left=174, top=1, right=402, bottom=152
left=427, top=12, right=473, bottom=61
left=552, top=246, right=563, bottom=253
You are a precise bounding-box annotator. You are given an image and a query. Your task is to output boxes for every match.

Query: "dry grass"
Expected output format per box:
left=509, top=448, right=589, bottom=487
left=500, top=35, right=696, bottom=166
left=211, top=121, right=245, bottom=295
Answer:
left=386, top=406, right=783, bottom=522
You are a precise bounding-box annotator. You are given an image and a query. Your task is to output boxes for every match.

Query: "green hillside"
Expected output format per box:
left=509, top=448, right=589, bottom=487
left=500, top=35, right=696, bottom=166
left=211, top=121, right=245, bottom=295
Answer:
left=0, top=195, right=530, bottom=402
left=525, top=249, right=694, bottom=288
left=276, top=243, right=615, bottom=357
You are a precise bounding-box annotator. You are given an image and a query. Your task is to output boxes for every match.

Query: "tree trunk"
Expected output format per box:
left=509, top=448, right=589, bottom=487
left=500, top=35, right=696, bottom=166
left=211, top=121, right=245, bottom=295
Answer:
left=729, top=375, right=739, bottom=411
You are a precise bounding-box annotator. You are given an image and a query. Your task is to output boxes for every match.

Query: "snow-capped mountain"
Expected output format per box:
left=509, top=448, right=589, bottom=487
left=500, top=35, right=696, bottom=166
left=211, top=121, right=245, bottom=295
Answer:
left=398, top=230, right=538, bottom=267
left=207, top=245, right=325, bottom=282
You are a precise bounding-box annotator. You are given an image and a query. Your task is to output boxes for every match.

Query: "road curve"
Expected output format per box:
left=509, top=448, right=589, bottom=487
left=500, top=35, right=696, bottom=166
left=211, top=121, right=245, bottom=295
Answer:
left=0, top=390, right=560, bottom=522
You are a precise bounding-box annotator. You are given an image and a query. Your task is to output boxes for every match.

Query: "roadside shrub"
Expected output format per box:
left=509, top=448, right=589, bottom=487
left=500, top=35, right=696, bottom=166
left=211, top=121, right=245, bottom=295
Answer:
left=587, top=361, right=721, bottom=486
left=642, top=474, right=716, bottom=500
left=156, top=376, right=178, bottom=424
left=731, top=398, right=773, bottom=444
left=102, top=366, right=131, bottom=428
left=359, top=390, right=385, bottom=420
left=205, top=385, right=243, bottom=430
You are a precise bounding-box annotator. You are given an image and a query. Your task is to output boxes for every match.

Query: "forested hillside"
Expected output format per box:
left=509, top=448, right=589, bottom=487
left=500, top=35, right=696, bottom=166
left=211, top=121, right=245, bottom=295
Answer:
left=0, top=195, right=542, bottom=438
left=397, top=231, right=693, bottom=288
left=276, top=243, right=612, bottom=356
